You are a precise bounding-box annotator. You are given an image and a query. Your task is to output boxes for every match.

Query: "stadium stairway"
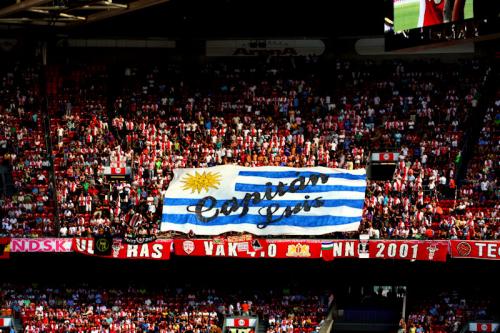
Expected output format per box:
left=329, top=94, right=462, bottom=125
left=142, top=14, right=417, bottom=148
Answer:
left=0, top=163, right=14, bottom=197
left=319, top=300, right=336, bottom=333
left=455, top=64, right=495, bottom=185
left=13, top=317, right=22, bottom=333
left=256, top=317, right=268, bottom=333
left=331, top=291, right=401, bottom=333
left=41, top=65, right=61, bottom=235
left=106, top=64, right=123, bottom=143
left=331, top=310, right=398, bottom=333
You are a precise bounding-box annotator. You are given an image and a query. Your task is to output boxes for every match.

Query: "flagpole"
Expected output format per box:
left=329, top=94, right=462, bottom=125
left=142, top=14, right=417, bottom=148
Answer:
left=402, top=293, right=407, bottom=321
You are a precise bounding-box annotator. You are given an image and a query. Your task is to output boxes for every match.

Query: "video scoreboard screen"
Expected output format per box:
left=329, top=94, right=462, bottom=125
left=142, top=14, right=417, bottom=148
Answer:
left=385, top=0, right=499, bottom=51
left=393, top=0, right=474, bottom=33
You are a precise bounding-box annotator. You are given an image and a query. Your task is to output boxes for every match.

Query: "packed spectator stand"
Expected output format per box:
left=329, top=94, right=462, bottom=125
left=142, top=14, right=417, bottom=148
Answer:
left=0, top=57, right=498, bottom=240
left=0, top=65, right=55, bottom=237
left=0, top=284, right=328, bottom=333
left=406, top=289, right=495, bottom=333
left=2, top=281, right=495, bottom=333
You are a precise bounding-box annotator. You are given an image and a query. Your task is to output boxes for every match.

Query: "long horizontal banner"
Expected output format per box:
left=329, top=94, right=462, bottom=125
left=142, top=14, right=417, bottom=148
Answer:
left=161, top=166, right=366, bottom=235
left=4, top=238, right=500, bottom=261
left=368, top=240, right=448, bottom=262
left=73, top=238, right=172, bottom=260
left=11, top=238, right=73, bottom=252
left=173, top=239, right=448, bottom=261
left=450, top=240, right=500, bottom=260
left=0, top=238, right=10, bottom=259
left=174, top=239, right=323, bottom=258
left=319, top=240, right=448, bottom=262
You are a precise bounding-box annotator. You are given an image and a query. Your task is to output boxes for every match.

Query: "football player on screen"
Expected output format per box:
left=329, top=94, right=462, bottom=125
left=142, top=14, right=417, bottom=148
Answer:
left=418, top=0, right=465, bottom=27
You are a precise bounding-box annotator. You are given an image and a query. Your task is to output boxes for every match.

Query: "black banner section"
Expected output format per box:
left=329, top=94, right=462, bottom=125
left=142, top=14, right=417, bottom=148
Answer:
left=93, top=236, right=112, bottom=256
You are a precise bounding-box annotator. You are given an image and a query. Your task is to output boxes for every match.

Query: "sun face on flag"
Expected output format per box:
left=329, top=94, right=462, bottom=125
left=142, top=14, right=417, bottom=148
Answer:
left=181, top=171, right=221, bottom=194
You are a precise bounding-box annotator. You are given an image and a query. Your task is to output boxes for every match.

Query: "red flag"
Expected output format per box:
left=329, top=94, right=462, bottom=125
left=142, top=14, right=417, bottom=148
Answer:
left=321, top=242, right=334, bottom=261
left=470, top=323, right=496, bottom=332
left=380, top=153, right=394, bottom=161
left=477, top=324, right=492, bottom=332
left=0, top=317, right=11, bottom=326
left=371, top=152, right=397, bottom=162
left=111, top=167, right=126, bottom=175
left=234, top=319, right=249, bottom=327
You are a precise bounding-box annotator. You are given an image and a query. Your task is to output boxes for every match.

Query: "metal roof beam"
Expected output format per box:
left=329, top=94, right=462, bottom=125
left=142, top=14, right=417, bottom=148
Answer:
left=69, top=5, right=127, bottom=10
left=0, top=0, right=53, bottom=17
left=84, top=0, right=168, bottom=24
left=0, top=17, right=66, bottom=26
left=30, top=6, right=68, bottom=11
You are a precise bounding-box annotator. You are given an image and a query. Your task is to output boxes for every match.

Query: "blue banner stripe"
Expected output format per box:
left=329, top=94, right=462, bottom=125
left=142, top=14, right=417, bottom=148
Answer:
left=163, top=198, right=364, bottom=209
left=234, top=183, right=366, bottom=193
left=161, top=214, right=361, bottom=227
left=238, top=171, right=365, bottom=180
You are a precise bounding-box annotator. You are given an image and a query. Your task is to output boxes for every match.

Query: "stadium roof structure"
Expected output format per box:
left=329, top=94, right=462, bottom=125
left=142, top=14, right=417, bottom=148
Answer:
left=0, top=0, right=169, bottom=27
left=0, top=0, right=385, bottom=38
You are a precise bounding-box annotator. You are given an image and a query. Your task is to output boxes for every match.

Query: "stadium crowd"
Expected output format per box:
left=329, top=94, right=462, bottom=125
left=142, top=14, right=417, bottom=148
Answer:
left=405, top=290, right=494, bottom=333
left=0, top=65, right=56, bottom=237
left=0, top=284, right=327, bottom=333
left=1, top=281, right=496, bottom=333
left=0, top=58, right=498, bottom=239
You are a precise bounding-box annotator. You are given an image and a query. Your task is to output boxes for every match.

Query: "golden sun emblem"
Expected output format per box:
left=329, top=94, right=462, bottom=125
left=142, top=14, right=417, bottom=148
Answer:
left=181, top=171, right=221, bottom=194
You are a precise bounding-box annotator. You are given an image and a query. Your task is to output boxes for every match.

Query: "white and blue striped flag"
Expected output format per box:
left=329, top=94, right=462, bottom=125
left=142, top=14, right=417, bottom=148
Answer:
left=161, top=165, right=366, bottom=235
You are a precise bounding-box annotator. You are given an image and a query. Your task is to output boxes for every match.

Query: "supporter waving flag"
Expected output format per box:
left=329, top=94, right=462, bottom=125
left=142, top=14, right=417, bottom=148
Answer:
left=161, top=165, right=366, bottom=235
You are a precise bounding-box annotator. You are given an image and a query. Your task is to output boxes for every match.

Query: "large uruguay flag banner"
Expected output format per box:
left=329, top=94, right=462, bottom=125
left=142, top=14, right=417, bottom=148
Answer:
left=161, top=165, right=366, bottom=235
